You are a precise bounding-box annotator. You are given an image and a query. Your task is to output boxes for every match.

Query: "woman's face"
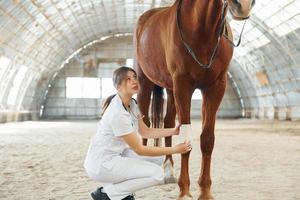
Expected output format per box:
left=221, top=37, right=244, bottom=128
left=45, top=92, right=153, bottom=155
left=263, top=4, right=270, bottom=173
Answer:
left=118, top=71, right=139, bottom=96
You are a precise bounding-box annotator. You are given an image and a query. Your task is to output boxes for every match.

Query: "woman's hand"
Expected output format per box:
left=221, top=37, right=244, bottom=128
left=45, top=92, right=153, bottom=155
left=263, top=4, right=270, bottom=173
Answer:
left=174, top=141, right=192, bottom=154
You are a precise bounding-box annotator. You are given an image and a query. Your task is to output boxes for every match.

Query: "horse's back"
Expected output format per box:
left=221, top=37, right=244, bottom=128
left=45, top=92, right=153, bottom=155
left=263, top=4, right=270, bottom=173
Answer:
left=135, top=6, right=170, bottom=41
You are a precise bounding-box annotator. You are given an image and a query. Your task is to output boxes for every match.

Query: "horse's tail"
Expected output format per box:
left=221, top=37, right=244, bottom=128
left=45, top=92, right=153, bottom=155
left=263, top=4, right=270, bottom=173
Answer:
left=151, top=85, right=164, bottom=128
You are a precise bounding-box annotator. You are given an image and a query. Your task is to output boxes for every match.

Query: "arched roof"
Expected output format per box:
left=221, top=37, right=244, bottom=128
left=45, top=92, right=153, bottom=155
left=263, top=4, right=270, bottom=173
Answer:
left=0, top=0, right=299, bottom=120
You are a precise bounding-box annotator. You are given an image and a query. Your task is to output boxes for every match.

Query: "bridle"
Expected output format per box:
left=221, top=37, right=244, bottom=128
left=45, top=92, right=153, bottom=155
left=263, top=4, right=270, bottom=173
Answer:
left=176, top=0, right=249, bottom=69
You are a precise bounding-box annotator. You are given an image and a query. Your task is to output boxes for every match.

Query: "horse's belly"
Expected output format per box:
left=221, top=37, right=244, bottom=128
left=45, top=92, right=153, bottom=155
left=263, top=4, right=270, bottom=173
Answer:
left=139, top=57, right=173, bottom=90
left=138, top=29, right=173, bottom=89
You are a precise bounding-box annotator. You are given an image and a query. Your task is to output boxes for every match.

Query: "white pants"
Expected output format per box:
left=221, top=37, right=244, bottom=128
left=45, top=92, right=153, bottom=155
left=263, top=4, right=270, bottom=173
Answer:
left=86, top=149, right=164, bottom=200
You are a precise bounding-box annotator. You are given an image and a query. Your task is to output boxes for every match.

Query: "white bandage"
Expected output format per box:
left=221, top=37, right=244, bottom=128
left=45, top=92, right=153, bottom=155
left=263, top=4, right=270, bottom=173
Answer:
left=179, top=124, right=192, bottom=143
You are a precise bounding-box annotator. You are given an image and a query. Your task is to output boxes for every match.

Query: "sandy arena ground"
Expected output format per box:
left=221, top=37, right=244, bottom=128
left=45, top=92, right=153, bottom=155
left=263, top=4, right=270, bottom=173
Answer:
left=0, top=119, right=299, bottom=200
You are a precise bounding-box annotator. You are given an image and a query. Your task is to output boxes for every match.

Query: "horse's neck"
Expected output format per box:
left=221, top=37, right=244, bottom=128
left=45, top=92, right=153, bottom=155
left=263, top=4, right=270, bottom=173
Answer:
left=179, top=0, right=223, bottom=42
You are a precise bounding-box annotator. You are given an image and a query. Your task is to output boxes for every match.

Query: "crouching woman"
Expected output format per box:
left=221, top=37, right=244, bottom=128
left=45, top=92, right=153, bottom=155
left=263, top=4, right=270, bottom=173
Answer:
left=84, top=66, right=191, bottom=200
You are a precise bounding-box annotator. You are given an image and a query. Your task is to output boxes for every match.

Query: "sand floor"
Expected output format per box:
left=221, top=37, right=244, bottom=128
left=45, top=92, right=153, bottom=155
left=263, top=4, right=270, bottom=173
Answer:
left=0, top=119, right=299, bottom=200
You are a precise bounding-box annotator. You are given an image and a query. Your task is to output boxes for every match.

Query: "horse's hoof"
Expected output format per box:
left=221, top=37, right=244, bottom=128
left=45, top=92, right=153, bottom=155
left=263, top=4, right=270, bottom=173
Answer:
left=177, top=192, right=193, bottom=200
left=198, top=188, right=213, bottom=200
left=198, top=193, right=214, bottom=200
left=164, top=176, right=177, bottom=184
left=163, top=159, right=177, bottom=184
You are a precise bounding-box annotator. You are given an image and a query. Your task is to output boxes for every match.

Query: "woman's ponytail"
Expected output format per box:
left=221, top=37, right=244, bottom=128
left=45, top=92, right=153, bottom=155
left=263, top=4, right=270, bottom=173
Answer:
left=101, top=94, right=116, bottom=116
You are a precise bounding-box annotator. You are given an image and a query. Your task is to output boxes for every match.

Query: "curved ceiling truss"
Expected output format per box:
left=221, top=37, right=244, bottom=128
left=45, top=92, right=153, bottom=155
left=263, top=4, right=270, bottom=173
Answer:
left=0, top=0, right=299, bottom=120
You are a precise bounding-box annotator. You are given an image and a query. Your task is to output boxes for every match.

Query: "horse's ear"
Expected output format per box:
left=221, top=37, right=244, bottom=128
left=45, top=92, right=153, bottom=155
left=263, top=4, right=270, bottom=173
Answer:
left=131, top=98, right=137, bottom=104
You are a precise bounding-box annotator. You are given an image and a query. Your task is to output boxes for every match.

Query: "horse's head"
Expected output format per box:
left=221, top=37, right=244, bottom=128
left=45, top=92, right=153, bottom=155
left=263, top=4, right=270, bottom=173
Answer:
left=227, top=0, right=255, bottom=20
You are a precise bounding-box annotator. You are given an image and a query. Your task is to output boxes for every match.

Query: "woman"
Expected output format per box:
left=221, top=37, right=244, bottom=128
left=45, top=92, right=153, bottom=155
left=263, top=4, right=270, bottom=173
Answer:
left=84, top=66, right=192, bottom=200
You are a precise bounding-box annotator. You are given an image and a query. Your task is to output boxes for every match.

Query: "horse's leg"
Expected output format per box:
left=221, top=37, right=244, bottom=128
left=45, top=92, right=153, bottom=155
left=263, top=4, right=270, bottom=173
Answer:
left=173, top=76, right=194, bottom=199
left=198, top=75, right=227, bottom=200
left=163, top=89, right=177, bottom=183
left=136, top=65, right=154, bottom=145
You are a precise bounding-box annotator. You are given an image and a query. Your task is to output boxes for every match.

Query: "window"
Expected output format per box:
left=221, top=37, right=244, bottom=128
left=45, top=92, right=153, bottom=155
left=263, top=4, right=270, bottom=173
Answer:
left=7, top=65, right=28, bottom=105
left=101, top=78, right=117, bottom=98
left=66, top=77, right=100, bottom=98
left=100, top=77, right=202, bottom=100
left=126, top=58, right=134, bottom=68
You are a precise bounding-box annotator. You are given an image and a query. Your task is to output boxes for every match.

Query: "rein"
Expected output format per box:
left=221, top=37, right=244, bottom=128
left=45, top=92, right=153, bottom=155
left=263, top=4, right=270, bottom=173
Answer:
left=176, top=0, right=248, bottom=69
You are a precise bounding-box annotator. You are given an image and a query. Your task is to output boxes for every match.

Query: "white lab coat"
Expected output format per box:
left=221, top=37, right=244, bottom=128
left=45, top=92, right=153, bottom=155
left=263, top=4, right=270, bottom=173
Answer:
left=84, top=94, right=164, bottom=200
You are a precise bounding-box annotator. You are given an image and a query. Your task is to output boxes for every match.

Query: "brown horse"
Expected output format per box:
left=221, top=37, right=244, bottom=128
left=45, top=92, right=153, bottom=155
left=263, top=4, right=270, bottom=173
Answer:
left=134, top=0, right=255, bottom=199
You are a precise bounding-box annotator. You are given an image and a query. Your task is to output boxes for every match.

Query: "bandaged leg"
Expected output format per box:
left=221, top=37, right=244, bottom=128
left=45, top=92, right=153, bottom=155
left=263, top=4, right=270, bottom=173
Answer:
left=177, top=124, right=193, bottom=199
left=179, top=124, right=192, bottom=143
